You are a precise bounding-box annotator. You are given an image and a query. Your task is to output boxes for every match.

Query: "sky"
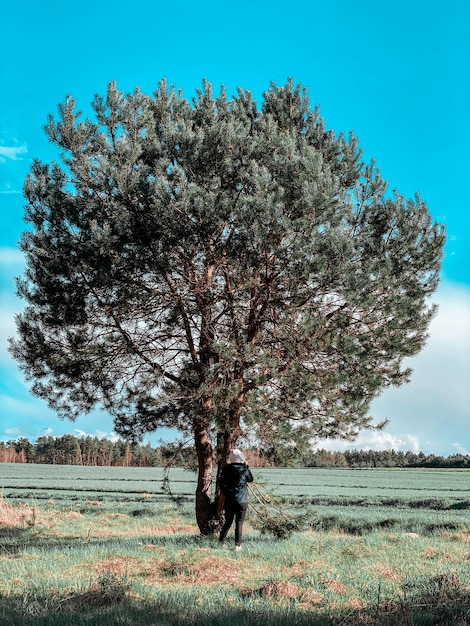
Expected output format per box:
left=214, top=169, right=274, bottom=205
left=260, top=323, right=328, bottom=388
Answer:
left=0, top=0, right=469, bottom=456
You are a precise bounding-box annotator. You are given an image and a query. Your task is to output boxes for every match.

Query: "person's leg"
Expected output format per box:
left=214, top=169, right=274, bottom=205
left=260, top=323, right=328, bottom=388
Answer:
left=234, top=503, right=248, bottom=546
left=219, top=502, right=235, bottom=543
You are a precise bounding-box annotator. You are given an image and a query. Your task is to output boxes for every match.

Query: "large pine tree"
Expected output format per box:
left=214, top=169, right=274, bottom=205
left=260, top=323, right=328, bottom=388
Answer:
left=10, top=79, right=445, bottom=531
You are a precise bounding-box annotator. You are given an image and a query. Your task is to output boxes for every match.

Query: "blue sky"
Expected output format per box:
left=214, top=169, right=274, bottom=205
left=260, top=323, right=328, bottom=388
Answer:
left=1, top=0, right=469, bottom=455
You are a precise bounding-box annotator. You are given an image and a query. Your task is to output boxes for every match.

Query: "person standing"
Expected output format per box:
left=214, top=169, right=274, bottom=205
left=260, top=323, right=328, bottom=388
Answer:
left=219, top=449, right=253, bottom=550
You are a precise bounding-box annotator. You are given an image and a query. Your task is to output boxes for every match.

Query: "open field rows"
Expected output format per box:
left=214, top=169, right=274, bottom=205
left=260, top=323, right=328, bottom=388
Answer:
left=2, top=464, right=469, bottom=533
left=1, top=464, right=469, bottom=625
left=3, top=463, right=470, bottom=499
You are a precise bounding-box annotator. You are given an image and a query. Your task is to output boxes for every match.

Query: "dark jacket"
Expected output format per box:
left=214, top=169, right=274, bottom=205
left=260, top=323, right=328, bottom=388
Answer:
left=219, top=462, right=254, bottom=504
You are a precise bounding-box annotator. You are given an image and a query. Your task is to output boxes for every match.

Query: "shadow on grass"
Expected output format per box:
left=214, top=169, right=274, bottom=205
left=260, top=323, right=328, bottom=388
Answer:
left=0, top=526, right=208, bottom=556
left=0, top=528, right=294, bottom=560
left=2, top=526, right=469, bottom=625
left=1, top=573, right=469, bottom=626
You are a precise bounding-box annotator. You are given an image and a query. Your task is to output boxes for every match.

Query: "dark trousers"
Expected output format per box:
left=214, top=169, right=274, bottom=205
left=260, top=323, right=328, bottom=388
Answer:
left=219, top=500, right=248, bottom=545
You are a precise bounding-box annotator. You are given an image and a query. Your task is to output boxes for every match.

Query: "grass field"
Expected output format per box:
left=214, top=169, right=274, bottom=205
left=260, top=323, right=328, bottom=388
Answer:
left=1, top=463, right=469, bottom=625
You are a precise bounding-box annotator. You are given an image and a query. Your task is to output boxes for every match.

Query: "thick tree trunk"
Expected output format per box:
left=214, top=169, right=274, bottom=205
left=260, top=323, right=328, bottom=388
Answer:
left=193, top=397, right=243, bottom=534
left=194, top=418, right=214, bottom=534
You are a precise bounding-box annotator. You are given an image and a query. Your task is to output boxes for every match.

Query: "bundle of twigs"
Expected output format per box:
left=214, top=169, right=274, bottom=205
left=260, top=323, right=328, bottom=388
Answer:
left=248, top=481, right=307, bottom=539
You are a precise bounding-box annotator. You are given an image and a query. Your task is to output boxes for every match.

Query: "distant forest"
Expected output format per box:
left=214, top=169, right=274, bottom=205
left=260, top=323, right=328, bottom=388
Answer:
left=1, top=435, right=469, bottom=469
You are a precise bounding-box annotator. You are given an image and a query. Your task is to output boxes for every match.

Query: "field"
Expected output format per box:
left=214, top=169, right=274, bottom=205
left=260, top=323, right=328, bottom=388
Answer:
left=1, top=464, right=469, bottom=625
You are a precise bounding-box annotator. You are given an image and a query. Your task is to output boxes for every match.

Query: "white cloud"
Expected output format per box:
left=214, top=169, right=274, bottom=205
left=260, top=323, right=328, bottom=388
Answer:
left=0, top=144, right=27, bottom=161
left=314, top=431, right=421, bottom=453
left=428, top=284, right=470, bottom=346
left=316, top=281, right=470, bottom=455
left=74, top=428, right=120, bottom=441
left=4, top=427, right=21, bottom=437
left=0, top=393, right=122, bottom=442
left=451, top=442, right=469, bottom=455
left=392, top=283, right=470, bottom=417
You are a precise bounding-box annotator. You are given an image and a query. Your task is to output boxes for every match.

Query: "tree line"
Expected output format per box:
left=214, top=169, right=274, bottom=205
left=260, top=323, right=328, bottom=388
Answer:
left=0, top=435, right=160, bottom=467
left=1, top=435, right=469, bottom=469
left=305, top=448, right=470, bottom=469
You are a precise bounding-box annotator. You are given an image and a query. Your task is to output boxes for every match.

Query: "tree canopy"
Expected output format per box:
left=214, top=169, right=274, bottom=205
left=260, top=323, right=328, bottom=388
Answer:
left=10, top=78, right=445, bottom=531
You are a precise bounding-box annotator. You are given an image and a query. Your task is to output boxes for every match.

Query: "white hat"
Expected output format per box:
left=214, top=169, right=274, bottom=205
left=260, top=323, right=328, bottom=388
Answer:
left=229, top=449, right=245, bottom=464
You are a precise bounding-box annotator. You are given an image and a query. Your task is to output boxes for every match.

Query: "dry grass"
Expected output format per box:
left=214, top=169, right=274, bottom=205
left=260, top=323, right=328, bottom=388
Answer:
left=169, top=554, right=243, bottom=585
left=0, top=495, right=38, bottom=527
left=62, top=511, right=83, bottom=520
left=140, top=549, right=248, bottom=586
left=73, top=549, right=249, bottom=589
left=457, top=530, right=470, bottom=544
left=140, top=523, right=197, bottom=536
left=240, top=579, right=324, bottom=609
left=375, top=565, right=400, bottom=581
left=94, top=557, right=134, bottom=577
left=319, top=577, right=349, bottom=595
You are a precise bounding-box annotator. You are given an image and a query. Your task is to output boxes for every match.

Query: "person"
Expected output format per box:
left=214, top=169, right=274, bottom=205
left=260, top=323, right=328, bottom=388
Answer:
left=219, top=448, right=253, bottom=550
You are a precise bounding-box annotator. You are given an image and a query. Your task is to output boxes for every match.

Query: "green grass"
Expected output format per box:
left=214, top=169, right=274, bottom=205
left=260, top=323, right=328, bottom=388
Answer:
left=1, top=464, right=470, bottom=625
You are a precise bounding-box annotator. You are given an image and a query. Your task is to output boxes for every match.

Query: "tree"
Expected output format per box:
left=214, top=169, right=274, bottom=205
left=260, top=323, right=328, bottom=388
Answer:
left=10, top=78, right=445, bottom=532
left=35, top=436, right=57, bottom=464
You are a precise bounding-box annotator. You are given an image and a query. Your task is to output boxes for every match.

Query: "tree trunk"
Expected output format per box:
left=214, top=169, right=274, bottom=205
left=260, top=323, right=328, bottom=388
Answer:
left=193, top=387, right=245, bottom=534
left=194, top=417, right=214, bottom=534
